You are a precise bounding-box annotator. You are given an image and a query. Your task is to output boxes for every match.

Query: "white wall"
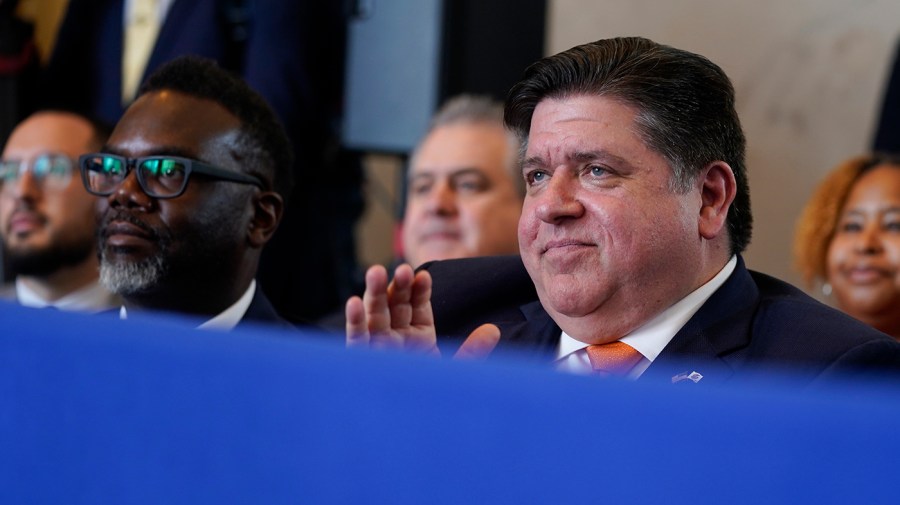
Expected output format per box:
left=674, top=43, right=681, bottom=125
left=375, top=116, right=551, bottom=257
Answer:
left=548, top=0, right=900, bottom=286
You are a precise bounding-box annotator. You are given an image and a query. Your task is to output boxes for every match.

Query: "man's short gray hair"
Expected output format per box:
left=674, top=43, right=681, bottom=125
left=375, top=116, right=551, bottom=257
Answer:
left=416, top=94, right=525, bottom=197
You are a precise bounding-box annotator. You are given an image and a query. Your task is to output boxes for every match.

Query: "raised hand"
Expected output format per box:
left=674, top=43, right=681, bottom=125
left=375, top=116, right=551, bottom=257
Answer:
left=345, top=263, right=501, bottom=359
left=345, top=264, right=438, bottom=353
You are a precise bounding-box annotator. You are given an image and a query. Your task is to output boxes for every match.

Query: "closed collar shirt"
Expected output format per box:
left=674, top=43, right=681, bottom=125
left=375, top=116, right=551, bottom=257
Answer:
left=16, top=277, right=120, bottom=313
left=120, top=280, right=256, bottom=331
left=555, top=255, right=737, bottom=378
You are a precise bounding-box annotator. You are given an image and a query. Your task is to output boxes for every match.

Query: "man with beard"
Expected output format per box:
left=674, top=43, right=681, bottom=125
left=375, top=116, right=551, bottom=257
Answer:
left=80, top=56, right=293, bottom=329
left=0, top=111, right=120, bottom=311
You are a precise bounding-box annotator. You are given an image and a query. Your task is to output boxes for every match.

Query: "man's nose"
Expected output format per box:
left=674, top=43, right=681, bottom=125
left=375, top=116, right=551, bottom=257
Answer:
left=107, top=170, right=153, bottom=210
left=533, top=175, right=584, bottom=223
left=425, top=180, right=458, bottom=216
left=9, top=170, right=41, bottom=201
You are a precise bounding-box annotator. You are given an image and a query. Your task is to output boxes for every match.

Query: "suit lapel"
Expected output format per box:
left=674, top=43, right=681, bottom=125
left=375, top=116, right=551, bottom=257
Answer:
left=238, top=287, right=294, bottom=330
left=493, top=300, right=560, bottom=361
left=642, top=257, right=760, bottom=385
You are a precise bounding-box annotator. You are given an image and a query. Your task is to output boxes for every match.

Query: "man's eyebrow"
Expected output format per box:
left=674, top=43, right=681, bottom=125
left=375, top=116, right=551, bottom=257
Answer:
left=100, top=145, right=125, bottom=156
left=521, top=156, right=546, bottom=171
left=409, top=167, right=486, bottom=180
left=408, top=171, right=435, bottom=182
left=100, top=145, right=198, bottom=159
left=448, top=167, right=487, bottom=178
left=521, top=150, right=633, bottom=171
left=570, top=150, right=631, bottom=168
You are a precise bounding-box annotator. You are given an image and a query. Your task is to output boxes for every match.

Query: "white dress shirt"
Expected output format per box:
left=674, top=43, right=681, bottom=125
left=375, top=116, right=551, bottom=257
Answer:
left=123, top=0, right=176, bottom=24
left=555, top=256, right=738, bottom=378
left=121, top=0, right=176, bottom=102
left=15, top=277, right=120, bottom=313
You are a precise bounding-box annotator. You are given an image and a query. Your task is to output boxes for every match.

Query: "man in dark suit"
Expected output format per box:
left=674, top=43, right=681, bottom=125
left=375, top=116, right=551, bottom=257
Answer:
left=345, top=37, right=900, bottom=382
left=43, top=0, right=362, bottom=323
left=80, top=55, right=292, bottom=330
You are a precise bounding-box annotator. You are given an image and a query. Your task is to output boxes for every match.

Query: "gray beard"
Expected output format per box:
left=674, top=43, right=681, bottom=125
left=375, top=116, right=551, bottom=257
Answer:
left=99, top=253, right=167, bottom=296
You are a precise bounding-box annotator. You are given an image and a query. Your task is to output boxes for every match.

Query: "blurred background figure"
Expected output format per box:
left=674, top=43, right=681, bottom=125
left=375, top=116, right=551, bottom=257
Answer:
left=317, top=95, right=524, bottom=329
left=39, top=0, right=362, bottom=323
left=0, top=0, right=39, bottom=147
left=794, top=153, right=900, bottom=340
left=0, top=110, right=119, bottom=311
left=401, top=95, right=523, bottom=268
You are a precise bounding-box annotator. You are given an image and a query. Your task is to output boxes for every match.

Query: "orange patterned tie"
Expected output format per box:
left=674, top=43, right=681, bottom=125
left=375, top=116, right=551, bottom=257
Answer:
left=585, top=341, right=643, bottom=377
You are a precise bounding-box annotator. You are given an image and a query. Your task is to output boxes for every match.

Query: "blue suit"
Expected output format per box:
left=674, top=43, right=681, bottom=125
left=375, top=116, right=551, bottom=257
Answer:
left=423, top=255, right=900, bottom=384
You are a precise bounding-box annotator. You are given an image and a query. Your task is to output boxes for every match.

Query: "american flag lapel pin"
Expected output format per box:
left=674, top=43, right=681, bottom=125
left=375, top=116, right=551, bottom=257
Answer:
left=671, top=371, right=704, bottom=384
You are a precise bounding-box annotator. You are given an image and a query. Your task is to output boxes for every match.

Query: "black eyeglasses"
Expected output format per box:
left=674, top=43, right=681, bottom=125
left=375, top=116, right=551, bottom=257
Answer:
left=79, top=153, right=265, bottom=199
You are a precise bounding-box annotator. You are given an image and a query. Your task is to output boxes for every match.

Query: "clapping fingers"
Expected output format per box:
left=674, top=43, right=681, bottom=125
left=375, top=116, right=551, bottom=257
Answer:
left=361, top=265, right=392, bottom=335
left=386, top=264, right=416, bottom=328
left=345, top=265, right=389, bottom=348
left=345, top=295, right=368, bottom=348
left=409, top=269, right=434, bottom=329
left=345, top=263, right=438, bottom=353
left=345, top=263, right=494, bottom=358
left=345, top=264, right=395, bottom=348
left=403, top=268, right=438, bottom=353
left=382, top=265, right=437, bottom=352
left=454, top=324, right=501, bottom=360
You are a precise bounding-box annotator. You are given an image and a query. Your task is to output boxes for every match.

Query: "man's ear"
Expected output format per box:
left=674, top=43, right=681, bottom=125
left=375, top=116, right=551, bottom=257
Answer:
left=247, top=191, right=284, bottom=248
left=697, top=161, right=736, bottom=240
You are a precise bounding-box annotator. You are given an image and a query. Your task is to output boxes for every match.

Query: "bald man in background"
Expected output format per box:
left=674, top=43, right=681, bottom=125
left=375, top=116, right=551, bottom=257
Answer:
left=0, top=111, right=119, bottom=311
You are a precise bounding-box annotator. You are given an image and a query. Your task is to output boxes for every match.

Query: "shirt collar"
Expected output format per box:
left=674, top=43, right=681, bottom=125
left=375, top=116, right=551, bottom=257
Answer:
left=556, top=255, right=738, bottom=362
left=15, top=277, right=119, bottom=313
left=197, top=280, right=256, bottom=331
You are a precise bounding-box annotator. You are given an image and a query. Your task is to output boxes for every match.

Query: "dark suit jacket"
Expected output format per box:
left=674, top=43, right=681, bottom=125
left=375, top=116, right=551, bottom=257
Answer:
left=423, top=255, right=900, bottom=385
left=98, top=284, right=294, bottom=331
left=238, top=286, right=294, bottom=331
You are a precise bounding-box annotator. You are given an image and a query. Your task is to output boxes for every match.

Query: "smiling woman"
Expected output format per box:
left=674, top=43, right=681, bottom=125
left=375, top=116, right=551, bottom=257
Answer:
left=794, top=154, right=900, bottom=340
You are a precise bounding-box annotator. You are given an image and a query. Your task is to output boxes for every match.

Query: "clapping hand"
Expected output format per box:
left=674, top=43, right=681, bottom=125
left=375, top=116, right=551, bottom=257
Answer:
left=345, top=264, right=500, bottom=359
